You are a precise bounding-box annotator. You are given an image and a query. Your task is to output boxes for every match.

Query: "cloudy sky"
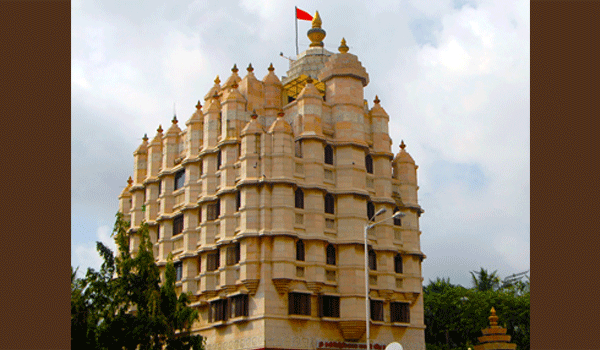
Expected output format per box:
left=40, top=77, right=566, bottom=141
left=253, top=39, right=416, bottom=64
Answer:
left=71, top=0, right=529, bottom=287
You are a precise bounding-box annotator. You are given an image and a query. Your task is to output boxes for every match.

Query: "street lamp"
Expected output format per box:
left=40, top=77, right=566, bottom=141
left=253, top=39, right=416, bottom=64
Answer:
left=365, top=208, right=405, bottom=350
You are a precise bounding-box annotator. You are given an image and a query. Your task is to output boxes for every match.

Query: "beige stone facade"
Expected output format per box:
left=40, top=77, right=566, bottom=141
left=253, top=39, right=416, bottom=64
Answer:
left=119, top=13, right=425, bottom=350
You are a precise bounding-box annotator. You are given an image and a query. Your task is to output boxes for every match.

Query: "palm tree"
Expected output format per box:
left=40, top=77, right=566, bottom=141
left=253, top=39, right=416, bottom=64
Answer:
left=470, top=268, right=500, bottom=291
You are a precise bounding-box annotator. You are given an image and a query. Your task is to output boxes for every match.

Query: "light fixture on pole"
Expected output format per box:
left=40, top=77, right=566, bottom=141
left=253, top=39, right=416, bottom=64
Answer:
left=364, top=208, right=405, bottom=350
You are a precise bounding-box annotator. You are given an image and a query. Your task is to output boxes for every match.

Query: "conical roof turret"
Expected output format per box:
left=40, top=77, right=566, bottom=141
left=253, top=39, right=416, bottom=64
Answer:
left=134, top=134, right=149, bottom=153
left=166, top=115, right=181, bottom=135
left=186, top=101, right=203, bottom=125
left=120, top=176, right=133, bottom=197
left=151, top=125, right=164, bottom=144
left=393, top=140, right=415, bottom=164
left=318, top=38, right=369, bottom=86
left=222, top=64, right=242, bottom=89
left=268, top=110, right=292, bottom=134
left=204, top=75, right=221, bottom=101
left=262, top=63, right=282, bottom=85
left=241, top=110, right=265, bottom=135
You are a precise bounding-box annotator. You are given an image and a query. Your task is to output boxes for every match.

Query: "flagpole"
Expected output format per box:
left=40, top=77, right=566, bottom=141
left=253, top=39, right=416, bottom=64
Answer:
left=295, top=6, right=299, bottom=56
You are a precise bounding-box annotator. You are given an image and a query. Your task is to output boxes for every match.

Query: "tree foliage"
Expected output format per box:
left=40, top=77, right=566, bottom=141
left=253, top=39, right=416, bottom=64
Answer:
left=424, top=269, right=530, bottom=350
left=71, top=213, right=204, bottom=350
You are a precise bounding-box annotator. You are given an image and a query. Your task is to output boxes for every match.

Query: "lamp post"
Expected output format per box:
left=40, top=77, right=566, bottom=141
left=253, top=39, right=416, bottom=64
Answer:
left=365, top=208, right=405, bottom=350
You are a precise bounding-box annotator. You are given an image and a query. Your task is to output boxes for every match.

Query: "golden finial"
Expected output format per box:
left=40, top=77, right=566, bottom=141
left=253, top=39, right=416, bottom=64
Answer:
left=232, top=64, right=239, bottom=73
left=374, top=95, right=380, bottom=104
left=312, top=11, right=322, bottom=28
left=172, top=116, right=178, bottom=124
left=157, top=125, right=163, bottom=133
left=400, top=140, right=406, bottom=150
left=251, top=109, right=258, bottom=119
left=142, top=133, right=148, bottom=142
left=196, top=100, right=202, bottom=109
left=489, top=307, right=499, bottom=327
left=127, top=176, right=133, bottom=186
left=307, top=11, right=326, bottom=48
left=306, top=76, right=313, bottom=84
left=339, top=37, right=349, bottom=53
left=268, top=63, right=274, bottom=72
left=247, top=63, right=254, bottom=72
left=277, top=110, right=285, bottom=118
left=214, top=75, right=221, bottom=84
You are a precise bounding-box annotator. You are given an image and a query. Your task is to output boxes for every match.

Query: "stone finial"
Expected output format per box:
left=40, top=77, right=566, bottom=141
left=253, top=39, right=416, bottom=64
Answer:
left=172, top=116, right=178, bottom=124
left=247, top=63, right=254, bottom=72
left=142, top=133, right=148, bottom=142
left=268, top=63, right=274, bottom=72
left=400, top=140, right=406, bottom=150
left=232, top=82, right=239, bottom=89
left=251, top=109, right=258, bottom=119
left=127, top=176, right=133, bottom=186
left=196, top=100, right=202, bottom=109
left=489, top=307, right=499, bottom=327
left=374, top=95, right=380, bottom=104
left=214, top=75, right=221, bottom=84
left=232, top=64, right=239, bottom=73
left=339, top=37, right=349, bottom=53
left=157, top=125, right=163, bottom=133
left=277, top=110, right=285, bottom=118
left=306, top=76, right=314, bottom=84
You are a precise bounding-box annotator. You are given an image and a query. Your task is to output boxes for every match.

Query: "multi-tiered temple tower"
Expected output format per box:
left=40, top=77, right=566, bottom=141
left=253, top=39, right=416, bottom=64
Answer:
left=119, top=12, right=426, bottom=350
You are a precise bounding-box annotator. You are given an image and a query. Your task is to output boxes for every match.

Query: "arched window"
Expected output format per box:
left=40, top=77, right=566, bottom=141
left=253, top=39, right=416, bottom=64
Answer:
left=326, top=244, right=336, bottom=265
left=296, top=240, right=305, bottom=261
left=324, top=145, right=333, bottom=165
left=295, top=188, right=304, bottom=209
left=394, top=253, right=403, bottom=273
left=365, top=154, right=373, bottom=174
left=368, top=248, right=377, bottom=270
left=324, top=193, right=335, bottom=214
left=393, top=206, right=402, bottom=226
left=367, top=201, right=375, bottom=221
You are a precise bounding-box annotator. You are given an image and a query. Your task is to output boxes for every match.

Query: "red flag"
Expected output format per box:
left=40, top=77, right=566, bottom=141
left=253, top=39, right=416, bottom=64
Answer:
left=296, top=7, right=313, bottom=21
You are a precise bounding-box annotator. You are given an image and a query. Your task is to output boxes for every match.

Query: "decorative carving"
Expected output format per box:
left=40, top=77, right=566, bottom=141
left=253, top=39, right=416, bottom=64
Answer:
left=242, top=279, right=259, bottom=295
left=338, top=320, right=366, bottom=341
left=306, top=281, right=323, bottom=294
left=272, top=278, right=291, bottom=294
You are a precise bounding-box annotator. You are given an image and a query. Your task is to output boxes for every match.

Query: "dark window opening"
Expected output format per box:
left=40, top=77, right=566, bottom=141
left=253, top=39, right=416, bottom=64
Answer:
left=324, top=145, right=333, bottom=165
left=230, top=294, right=249, bottom=318
left=324, top=193, right=335, bottom=214
left=236, top=191, right=241, bottom=212
left=295, top=188, right=304, bottom=209
left=217, top=149, right=222, bottom=169
left=393, top=207, right=402, bottom=226
left=391, top=302, right=410, bottom=323
left=288, top=95, right=296, bottom=104
left=288, top=292, right=311, bottom=316
left=156, top=225, right=160, bottom=240
left=173, top=215, right=184, bottom=236
left=207, top=200, right=220, bottom=221
left=366, top=154, right=373, bottom=174
left=226, top=243, right=241, bottom=266
left=207, top=249, right=220, bottom=271
left=198, top=207, right=202, bottom=224
left=326, top=244, right=336, bottom=265
left=158, top=180, right=162, bottom=195
left=371, top=300, right=384, bottom=321
left=209, top=299, right=227, bottom=322
left=394, top=254, right=403, bottom=274
left=296, top=240, right=305, bottom=261
left=368, top=249, right=377, bottom=271
left=198, top=256, right=201, bottom=274
left=318, top=295, right=340, bottom=318
left=174, top=261, right=183, bottom=281
left=367, top=201, right=375, bottom=221
left=174, top=170, right=185, bottom=190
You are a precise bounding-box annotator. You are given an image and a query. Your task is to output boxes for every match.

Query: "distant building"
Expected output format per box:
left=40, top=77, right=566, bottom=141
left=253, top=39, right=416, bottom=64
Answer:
left=119, top=11, right=425, bottom=350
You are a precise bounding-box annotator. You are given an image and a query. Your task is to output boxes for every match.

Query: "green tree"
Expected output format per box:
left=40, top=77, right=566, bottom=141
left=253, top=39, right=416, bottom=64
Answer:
left=470, top=268, right=501, bottom=291
left=71, top=212, right=204, bottom=350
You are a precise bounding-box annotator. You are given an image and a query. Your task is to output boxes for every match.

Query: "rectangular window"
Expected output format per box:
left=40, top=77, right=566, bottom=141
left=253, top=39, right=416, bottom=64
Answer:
left=318, top=295, right=340, bottom=318
left=230, top=294, right=249, bottom=318
left=390, top=302, right=410, bottom=323
left=174, top=170, right=185, bottom=191
left=209, top=299, right=227, bottom=322
left=226, top=245, right=239, bottom=266
left=174, top=261, right=183, bottom=281
left=198, top=207, right=202, bottom=224
left=295, top=140, right=303, bottom=158
left=173, top=215, right=184, bottom=236
left=207, top=250, right=220, bottom=271
left=158, top=180, right=162, bottom=195
left=207, top=201, right=220, bottom=221
left=156, top=225, right=160, bottom=240
left=371, top=300, right=384, bottom=321
left=288, top=292, right=311, bottom=316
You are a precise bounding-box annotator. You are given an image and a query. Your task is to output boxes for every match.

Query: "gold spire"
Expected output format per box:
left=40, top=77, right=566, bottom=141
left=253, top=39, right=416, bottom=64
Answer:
left=311, top=11, right=322, bottom=28
left=247, top=63, right=254, bottom=72
left=339, top=38, right=349, bottom=53
left=232, top=64, right=239, bottom=73
left=214, top=75, right=221, bottom=84
left=400, top=140, right=406, bottom=150
left=489, top=307, right=499, bottom=327
left=157, top=125, right=163, bottom=133
left=374, top=95, right=380, bottom=104
left=268, top=63, right=274, bottom=72
left=307, top=11, right=326, bottom=48
left=172, top=116, right=178, bottom=124
left=196, top=100, right=202, bottom=109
